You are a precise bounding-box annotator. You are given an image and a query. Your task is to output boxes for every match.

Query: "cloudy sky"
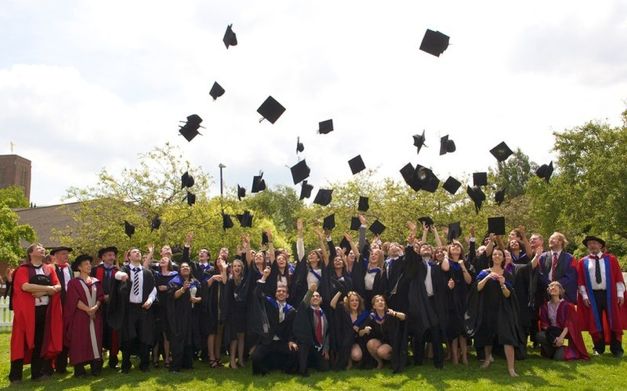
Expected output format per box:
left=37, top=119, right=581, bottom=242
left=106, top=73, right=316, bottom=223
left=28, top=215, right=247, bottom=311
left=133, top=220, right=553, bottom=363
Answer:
left=1, top=0, right=626, bottom=205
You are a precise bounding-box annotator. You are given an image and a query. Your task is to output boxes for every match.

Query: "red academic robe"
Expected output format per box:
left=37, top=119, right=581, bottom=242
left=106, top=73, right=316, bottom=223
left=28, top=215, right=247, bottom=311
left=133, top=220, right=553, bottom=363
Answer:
left=63, top=277, right=104, bottom=365
left=539, top=300, right=589, bottom=360
left=10, top=263, right=63, bottom=362
left=576, top=253, right=627, bottom=341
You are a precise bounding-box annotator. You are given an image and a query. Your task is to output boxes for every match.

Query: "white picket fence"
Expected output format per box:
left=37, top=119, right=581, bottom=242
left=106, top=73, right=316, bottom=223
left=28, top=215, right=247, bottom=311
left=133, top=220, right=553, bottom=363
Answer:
left=0, top=294, right=13, bottom=330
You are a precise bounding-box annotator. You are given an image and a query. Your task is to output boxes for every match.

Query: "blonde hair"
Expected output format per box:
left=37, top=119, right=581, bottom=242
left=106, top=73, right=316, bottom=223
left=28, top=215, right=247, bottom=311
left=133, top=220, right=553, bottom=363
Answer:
left=342, top=291, right=365, bottom=313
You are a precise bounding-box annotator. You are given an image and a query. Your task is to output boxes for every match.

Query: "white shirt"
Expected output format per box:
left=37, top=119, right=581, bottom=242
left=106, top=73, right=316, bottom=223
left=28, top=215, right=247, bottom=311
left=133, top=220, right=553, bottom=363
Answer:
left=60, top=266, right=71, bottom=292
left=578, top=253, right=625, bottom=300
left=35, top=267, right=49, bottom=306
left=307, top=269, right=322, bottom=287
left=128, top=265, right=157, bottom=304
left=364, top=272, right=375, bottom=291
left=424, top=259, right=434, bottom=297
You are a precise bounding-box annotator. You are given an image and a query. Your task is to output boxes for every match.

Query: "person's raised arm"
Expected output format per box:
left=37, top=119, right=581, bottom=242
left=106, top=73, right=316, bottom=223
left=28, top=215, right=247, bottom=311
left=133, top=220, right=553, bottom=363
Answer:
left=440, top=249, right=450, bottom=272
left=182, top=232, right=193, bottom=263
left=242, top=234, right=252, bottom=266
left=358, top=215, right=367, bottom=253
left=345, top=233, right=360, bottom=261
left=330, top=290, right=342, bottom=309
left=421, top=222, right=429, bottom=243
left=296, top=219, right=305, bottom=262
left=316, top=230, right=329, bottom=266
left=496, top=235, right=506, bottom=252
left=468, top=225, right=476, bottom=261
left=485, top=233, right=496, bottom=258
left=519, top=225, right=533, bottom=258
left=432, top=225, right=443, bottom=248
left=143, top=244, right=155, bottom=269
left=267, top=230, right=275, bottom=264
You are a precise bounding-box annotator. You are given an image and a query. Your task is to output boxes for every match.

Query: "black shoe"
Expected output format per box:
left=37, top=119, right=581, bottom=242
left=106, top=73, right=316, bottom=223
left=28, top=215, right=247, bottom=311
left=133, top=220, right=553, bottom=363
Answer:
left=613, top=352, right=624, bottom=358
left=10, top=380, right=22, bottom=387
left=120, top=368, right=130, bottom=375
left=140, top=367, right=150, bottom=373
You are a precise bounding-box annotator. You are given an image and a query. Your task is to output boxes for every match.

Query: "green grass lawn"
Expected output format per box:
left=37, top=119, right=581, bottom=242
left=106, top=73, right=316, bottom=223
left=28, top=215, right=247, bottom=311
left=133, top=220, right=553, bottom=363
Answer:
left=0, top=331, right=625, bottom=390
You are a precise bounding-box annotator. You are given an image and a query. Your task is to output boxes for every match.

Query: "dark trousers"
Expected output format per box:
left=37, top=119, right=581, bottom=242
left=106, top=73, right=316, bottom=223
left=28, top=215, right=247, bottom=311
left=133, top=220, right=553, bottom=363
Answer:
left=121, top=304, right=151, bottom=371
left=55, top=347, right=69, bottom=373
left=412, top=297, right=444, bottom=368
left=170, top=343, right=194, bottom=372
left=101, top=303, right=119, bottom=368
left=296, top=343, right=330, bottom=375
left=74, top=360, right=103, bottom=377
left=251, top=341, right=297, bottom=375
left=592, top=290, right=623, bottom=355
left=535, top=331, right=566, bottom=361
left=9, top=306, right=50, bottom=381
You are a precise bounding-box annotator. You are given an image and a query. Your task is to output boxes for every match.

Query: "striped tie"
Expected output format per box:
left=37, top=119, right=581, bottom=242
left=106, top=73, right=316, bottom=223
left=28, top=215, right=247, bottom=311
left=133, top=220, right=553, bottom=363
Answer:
left=132, top=267, right=140, bottom=297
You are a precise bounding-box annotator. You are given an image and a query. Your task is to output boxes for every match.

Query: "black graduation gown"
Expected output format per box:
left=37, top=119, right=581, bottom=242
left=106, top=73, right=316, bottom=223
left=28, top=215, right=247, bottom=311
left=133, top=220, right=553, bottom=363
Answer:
left=361, top=313, right=408, bottom=373
left=223, top=267, right=249, bottom=343
left=505, top=262, right=534, bottom=339
left=200, top=266, right=228, bottom=336
left=251, top=282, right=296, bottom=345
left=351, top=254, right=385, bottom=311
left=330, top=304, right=368, bottom=371
left=444, top=260, right=475, bottom=340
left=154, top=271, right=178, bottom=334
left=384, top=255, right=411, bottom=314
left=264, top=262, right=292, bottom=302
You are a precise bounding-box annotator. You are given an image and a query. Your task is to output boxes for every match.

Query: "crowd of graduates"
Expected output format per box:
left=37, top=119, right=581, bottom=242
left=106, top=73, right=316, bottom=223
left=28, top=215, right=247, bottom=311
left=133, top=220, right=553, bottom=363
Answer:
left=6, top=216, right=627, bottom=386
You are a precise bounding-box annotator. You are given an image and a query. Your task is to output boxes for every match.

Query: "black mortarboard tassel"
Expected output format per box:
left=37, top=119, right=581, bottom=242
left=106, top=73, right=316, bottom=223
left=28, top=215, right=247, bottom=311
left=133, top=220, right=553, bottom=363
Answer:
left=419, top=29, right=450, bottom=57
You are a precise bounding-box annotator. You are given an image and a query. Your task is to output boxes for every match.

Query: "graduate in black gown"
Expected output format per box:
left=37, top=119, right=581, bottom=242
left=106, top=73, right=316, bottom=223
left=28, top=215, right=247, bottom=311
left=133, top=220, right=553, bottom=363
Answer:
left=151, top=257, right=177, bottom=368
left=360, top=295, right=407, bottom=372
left=202, top=254, right=228, bottom=368
left=224, top=256, right=248, bottom=369
left=166, top=262, right=201, bottom=373
left=465, top=247, right=528, bottom=377
left=292, top=221, right=329, bottom=305
left=329, top=290, right=368, bottom=370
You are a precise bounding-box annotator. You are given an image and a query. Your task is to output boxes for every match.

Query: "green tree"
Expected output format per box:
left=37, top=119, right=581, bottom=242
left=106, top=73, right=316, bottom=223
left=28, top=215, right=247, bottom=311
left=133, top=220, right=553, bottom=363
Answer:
left=489, top=149, right=537, bottom=200
left=0, top=187, right=36, bottom=265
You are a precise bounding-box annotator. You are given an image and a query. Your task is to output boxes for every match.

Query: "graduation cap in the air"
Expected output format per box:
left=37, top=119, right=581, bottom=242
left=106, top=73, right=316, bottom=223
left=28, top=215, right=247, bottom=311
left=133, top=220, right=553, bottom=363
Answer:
left=313, top=188, right=333, bottom=206
left=251, top=172, right=267, bottom=193
left=416, top=166, right=440, bottom=193
left=467, top=185, right=486, bottom=213
left=290, top=159, right=310, bottom=185
left=495, top=188, right=505, bottom=205
left=318, top=119, right=334, bottom=135
left=447, top=222, right=462, bottom=242
left=339, top=237, right=351, bottom=256
left=473, top=172, right=488, bottom=187
left=124, top=220, right=135, bottom=238
left=358, top=196, right=369, bottom=212
left=413, top=130, right=427, bottom=154
left=419, top=29, right=450, bottom=57
left=296, top=137, right=304, bottom=153
left=490, top=142, right=514, bottom=163
left=300, top=180, right=313, bottom=200
left=262, top=231, right=269, bottom=245
left=186, top=191, right=196, bottom=206
left=350, top=217, right=362, bottom=231
left=181, top=171, right=195, bottom=189
left=400, top=163, right=421, bottom=191
left=223, top=24, right=238, bottom=49
left=439, top=135, right=456, bottom=155
left=179, top=114, right=204, bottom=142
left=323, top=214, right=336, bottom=230
left=257, top=96, right=286, bottom=124
left=237, top=211, right=253, bottom=228
left=222, top=214, right=234, bottom=230
left=442, top=176, right=462, bottom=195
left=209, top=82, right=225, bottom=100
left=536, top=161, right=554, bottom=182
left=487, top=217, right=506, bottom=236
left=348, top=155, right=366, bottom=175
left=151, top=215, right=162, bottom=232
left=369, top=220, right=386, bottom=235
left=418, top=216, right=434, bottom=227
left=237, top=185, right=246, bottom=201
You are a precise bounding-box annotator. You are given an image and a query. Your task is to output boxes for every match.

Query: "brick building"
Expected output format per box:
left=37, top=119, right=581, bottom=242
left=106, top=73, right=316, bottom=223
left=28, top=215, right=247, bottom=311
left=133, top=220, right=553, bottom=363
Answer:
left=0, top=154, right=31, bottom=201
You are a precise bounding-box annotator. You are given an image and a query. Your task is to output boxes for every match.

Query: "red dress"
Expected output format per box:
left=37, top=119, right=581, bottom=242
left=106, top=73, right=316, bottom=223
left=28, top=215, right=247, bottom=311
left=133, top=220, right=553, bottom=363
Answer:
left=63, top=277, right=105, bottom=365
left=10, top=263, right=63, bottom=362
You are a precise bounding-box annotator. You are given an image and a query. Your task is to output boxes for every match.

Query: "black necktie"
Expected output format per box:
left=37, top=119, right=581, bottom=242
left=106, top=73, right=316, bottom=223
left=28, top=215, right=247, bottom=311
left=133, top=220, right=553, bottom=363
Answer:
left=593, top=255, right=602, bottom=284
left=132, top=268, right=141, bottom=296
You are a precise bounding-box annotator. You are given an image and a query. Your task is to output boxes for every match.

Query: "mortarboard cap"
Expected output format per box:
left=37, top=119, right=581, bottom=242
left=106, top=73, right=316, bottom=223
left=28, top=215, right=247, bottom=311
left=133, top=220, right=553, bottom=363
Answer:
left=348, top=155, right=366, bottom=175
left=413, top=130, right=427, bottom=154
left=262, top=231, right=269, bottom=245
left=222, top=214, right=234, bottom=230
left=290, top=159, right=310, bottom=185
left=490, top=142, right=514, bottom=163
left=237, top=185, right=246, bottom=201
left=495, top=188, right=505, bottom=205
left=536, top=161, right=554, bottom=182
left=186, top=191, right=196, bottom=206
left=400, top=163, right=421, bottom=191
left=50, top=246, right=73, bottom=255
left=419, top=29, right=450, bottom=57
left=447, top=222, right=462, bottom=242
left=178, top=114, right=204, bottom=142
left=350, top=217, right=362, bottom=231
left=369, top=220, right=386, bottom=235
left=296, top=137, right=304, bottom=153
left=323, top=214, right=336, bottom=230
left=416, top=166, right=439, bottom=193
left=124, top=220, right=135, bottom=238
left=151, top=215, right=162, bottom=232
left=487, top=217, right=506, bottom=236
left=223, top=24, right=238, bottom=49
left=473, top=172, right=488, bottom=187
left=318, top=119, right=334, bottom=135
left=300, top=180, right=313, bottom=200
left=181, top=171, right=195, bottom=189
left=252, top=172, right=267, bottom=193
left=313, top=188, right=333, bottom=206
left=439, top=135, right=456, bottom=155
left=237, top=211, right=253, bottom=228
left=467, top=185, right=485, bottom=213
left=72, top=254, right=93, bottom=272
left=418, top=216, right=434, bottom=227
left=209, top=82, right=225, bottom=100
left=257, top=96, right=286, bottom=124
left=358, top=196, right=369, bottom=212
left=442, top=176, right=462, bottom=195
left=97, top=246, right=118, bottom=258
left=339, top=237, right=351, bottom=256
